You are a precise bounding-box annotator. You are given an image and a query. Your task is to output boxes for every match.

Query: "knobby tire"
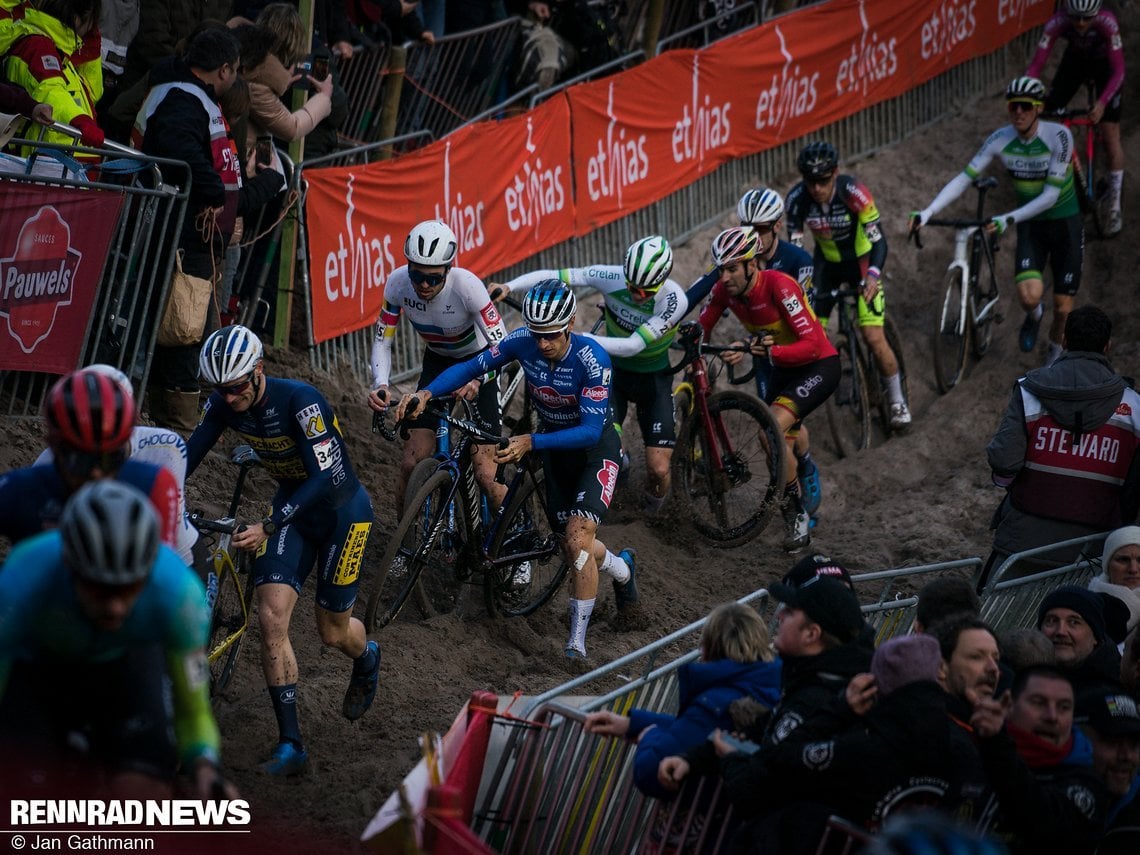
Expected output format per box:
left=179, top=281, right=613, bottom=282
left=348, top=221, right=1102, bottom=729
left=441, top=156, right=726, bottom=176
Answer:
left=484, top=471, right=568, bottom=617
left=671, top=391, right=784, bottom=548
left=365, top=469, right=459, bottom=630
left=826, top=334, right=872, bottom=456
left=207, top=549, right=254, bottom=696
left=933, top=267, right=970, bottom=393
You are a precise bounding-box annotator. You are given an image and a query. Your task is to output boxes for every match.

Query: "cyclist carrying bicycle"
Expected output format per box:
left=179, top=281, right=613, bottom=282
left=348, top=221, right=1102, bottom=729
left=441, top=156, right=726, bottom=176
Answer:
left=368, top=219, right=509, bottom=515
left=488, top=235, right=687, bottom=515
left=786, top=141, right=912, bottom=429
left=0, top=481, right=233, bottom=799
left=0, top=369, right=180, bottom=548
left=1026, top=0, right=1125, bottom=237
left=189, top=324, right=379, bottom=776
left=913, top=77, right=1082, bottom=368
left=698, top=227, right=839, bottom=553
left=396, top=281, right=640, bottom=662
left=686, top=187, right=823, bottom=520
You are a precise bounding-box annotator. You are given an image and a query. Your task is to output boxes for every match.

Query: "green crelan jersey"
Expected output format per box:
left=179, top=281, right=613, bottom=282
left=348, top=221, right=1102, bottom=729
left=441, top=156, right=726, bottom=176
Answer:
left=503, top=266, right=689, bottom=373
left=965, top=121, right=1079, bottom=220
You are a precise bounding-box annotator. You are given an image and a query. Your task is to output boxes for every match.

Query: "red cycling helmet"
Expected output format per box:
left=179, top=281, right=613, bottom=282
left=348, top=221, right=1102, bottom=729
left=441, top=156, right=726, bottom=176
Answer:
left=44, top=369, right=135, bottom=454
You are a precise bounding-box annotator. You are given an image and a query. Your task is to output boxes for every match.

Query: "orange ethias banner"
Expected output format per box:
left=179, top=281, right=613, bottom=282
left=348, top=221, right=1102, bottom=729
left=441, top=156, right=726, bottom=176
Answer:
left=304, top=96, right=575, bottom=343
left=570, top=0, right=1051, bottom=231
left=304, top=0, right=1050, bottom=343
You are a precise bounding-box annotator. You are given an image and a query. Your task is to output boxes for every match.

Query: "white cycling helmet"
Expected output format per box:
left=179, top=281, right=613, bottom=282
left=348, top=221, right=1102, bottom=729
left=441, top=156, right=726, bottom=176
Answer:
left=737, top=188, right=784, bottom=226
left=404, top=220, right=458, bottom=266
left=83, top=363, right=133, bottom=396
left=711, top=227, right=760, bottom=267
left=1065, top=0, right=1100, bottom=15
left=623, top=235, right=673, bottom=293
left=199, top=324, right=264, bottom=386
left=522, top=280, right=576, bottom=332
left=61, top=481, right=159, bottom=586
left=1006, top=76, right=1046, bottom=101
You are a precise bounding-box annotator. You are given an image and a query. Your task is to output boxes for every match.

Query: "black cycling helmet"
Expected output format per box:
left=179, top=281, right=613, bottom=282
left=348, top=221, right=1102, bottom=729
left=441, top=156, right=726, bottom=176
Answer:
left=797, top=141, right=839, bottom=180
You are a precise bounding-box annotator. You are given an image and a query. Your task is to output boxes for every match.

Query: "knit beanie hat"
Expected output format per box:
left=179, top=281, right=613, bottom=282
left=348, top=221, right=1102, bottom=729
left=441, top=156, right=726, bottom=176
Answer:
left=1101, top=525, right=1140, bottom=572
left=1036, top=586, right=1108, bottom=644
left=870, top=635, right=942, bottom=698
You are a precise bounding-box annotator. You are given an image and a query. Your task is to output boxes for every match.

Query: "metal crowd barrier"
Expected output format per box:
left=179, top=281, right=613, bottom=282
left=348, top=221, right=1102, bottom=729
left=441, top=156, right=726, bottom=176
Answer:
left=0, top=139, right=190, bottom=416
left=338, top=37, right=394, bottom=145
left=979, top=532, right=1106, bottom=634
left=471, top=555, right=981, bottom=852
left=397, top=18, right=524, bottom=143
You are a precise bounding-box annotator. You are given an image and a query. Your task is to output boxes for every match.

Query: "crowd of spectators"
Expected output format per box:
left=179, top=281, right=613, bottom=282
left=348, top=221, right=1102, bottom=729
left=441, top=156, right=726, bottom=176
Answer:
left=584, top=550, right=1140, bottom=853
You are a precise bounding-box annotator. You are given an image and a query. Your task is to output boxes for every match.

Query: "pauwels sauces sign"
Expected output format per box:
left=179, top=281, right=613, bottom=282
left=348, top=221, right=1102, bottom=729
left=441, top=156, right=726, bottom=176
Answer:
left=0, top=183, right=122, bottom=373
left=304, top=96, right=575, bottom=344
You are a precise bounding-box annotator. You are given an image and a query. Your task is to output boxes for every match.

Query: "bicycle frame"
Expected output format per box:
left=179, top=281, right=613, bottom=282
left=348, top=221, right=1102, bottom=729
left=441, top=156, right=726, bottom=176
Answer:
left=674, top=328, right=751, bottom=483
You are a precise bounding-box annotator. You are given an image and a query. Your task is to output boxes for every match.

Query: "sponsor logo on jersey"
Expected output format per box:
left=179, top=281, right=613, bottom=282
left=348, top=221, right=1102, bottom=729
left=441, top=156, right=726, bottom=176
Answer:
left=576, top=344, right=605, bottom=378
left=481, top=303, right=502, bottom=327
left=489, top=343, right=501, bottom=358
left=597, top=460, right=619, bottom=506
left=530, top=385, right=576, bottom=408
left=297, top=403, right=327, bottom=438
left=1116, top=403, right=1133, bottom=416
left=582, top=386, right=607, bottom=402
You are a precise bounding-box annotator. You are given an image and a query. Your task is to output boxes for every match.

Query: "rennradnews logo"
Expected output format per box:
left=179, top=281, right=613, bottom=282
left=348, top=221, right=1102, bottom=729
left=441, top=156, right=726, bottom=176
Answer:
left=11, top=800, right=251, bottom=826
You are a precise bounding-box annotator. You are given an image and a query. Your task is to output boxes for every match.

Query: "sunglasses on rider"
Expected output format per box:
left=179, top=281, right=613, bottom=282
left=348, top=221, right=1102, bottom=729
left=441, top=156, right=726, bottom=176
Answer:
left=215, top=372, right=254, bottom=396
left=408, top=268, right=447, bottom=288
left=627, top=285, right=659, bottom=301
left=1007, top=101, right=1040, bottom=113
left=805, top=173, right=834, bottom=187
left=57, top=446, right=129, bottom=476
left=530, top=328, right=567, bottom=342
left=1070, top=13, right=1095, bottom=21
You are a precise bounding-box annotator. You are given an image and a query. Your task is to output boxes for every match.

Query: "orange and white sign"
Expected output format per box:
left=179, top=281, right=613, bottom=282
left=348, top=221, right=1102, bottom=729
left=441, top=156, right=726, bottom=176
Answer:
left=304, top=0, right=1049, bottom=344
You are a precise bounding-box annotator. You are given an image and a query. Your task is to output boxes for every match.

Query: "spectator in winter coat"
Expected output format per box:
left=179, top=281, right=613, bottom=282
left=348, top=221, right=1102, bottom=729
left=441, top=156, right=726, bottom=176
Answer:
left=1037, top=585, right=1123, bottom=697
left=971, top=665, right=1109, bottom=855
left=583, top=602, right=781, bottom=800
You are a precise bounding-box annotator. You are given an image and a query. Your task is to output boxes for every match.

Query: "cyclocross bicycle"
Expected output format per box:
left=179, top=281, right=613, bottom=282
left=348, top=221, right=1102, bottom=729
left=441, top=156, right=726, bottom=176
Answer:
left=1045, top=82, right=1107, bottom=238
left=189, top=445, right=264, bottom=695
left=823, top=285, right=909, bottom=457
left=669, top=321, right=785, bottom=548
left=365, top=400, right=568, bottom=630
left=912, top=176, right=1004, bottom=393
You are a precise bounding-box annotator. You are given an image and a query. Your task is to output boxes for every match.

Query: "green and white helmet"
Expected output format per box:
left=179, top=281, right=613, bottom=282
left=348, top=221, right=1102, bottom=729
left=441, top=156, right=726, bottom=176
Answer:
left=1006, top=76, right=1046, bottom=101
left=623, top=235, right=673, bottom=293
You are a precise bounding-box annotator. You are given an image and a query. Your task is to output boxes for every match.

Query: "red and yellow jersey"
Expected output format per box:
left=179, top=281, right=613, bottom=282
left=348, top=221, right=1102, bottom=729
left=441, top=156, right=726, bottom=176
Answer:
left=698, top=269, right=836, bottom=368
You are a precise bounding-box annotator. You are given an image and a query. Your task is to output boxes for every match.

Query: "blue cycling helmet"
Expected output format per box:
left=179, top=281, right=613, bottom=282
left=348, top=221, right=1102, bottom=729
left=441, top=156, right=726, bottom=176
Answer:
left=522, top=280, right=576, bottom=332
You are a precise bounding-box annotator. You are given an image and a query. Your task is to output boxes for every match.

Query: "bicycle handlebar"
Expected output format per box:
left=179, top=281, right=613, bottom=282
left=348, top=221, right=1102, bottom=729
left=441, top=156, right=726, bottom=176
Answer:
left=667, top=321, right=751, bottom=376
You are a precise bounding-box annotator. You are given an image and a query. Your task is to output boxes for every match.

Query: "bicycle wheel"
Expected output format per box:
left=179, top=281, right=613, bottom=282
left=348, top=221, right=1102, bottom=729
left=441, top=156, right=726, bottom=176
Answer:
left=672, top=391, right=785, bottom=547
left=365, top=469, right=460, bottom=630
left=932, top=268, right=970, bottom=394
left=484, top=469, right=569, bottom=617
left=825, top=335, right=872, bottom=456
left=970, top=259, right=998, bottom=360
left=207, top=549, right=255, bottom=696
left=673, top=382, right=693, bottom=437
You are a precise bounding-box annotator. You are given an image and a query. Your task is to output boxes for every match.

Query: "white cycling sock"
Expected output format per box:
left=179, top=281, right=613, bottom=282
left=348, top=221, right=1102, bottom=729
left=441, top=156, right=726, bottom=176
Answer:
left=885, top=372, right=905, bottom=405
left=1110, top=170, right=1124, bottom=211
left=1030, top=303, right=1044, bottom=322
left=599, top=550, right=630, bottom=584
left=567, top=597, right=595, bottom=654
left=640, top=491, right=665, bottom=515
